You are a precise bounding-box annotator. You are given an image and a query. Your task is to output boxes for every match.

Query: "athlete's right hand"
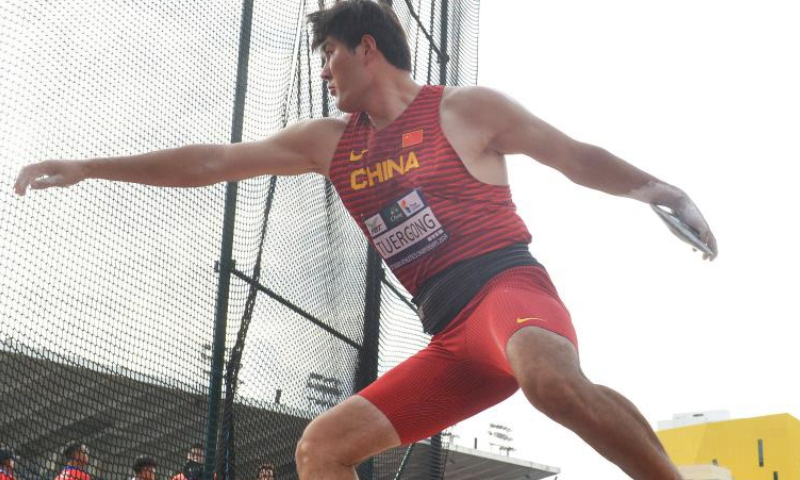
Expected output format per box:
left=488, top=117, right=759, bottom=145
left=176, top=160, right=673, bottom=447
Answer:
left=14, top=160, right=87, bottom=196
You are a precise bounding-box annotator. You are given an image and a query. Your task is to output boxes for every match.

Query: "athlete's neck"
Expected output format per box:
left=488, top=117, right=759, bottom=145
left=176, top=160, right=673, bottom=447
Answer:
left=362, top=74, right=422, bottom=131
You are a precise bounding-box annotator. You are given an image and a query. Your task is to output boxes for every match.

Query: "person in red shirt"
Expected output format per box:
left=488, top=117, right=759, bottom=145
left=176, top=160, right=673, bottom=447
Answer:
left=169, top=444, right=203, bottom=480
left=0, top=447, right=17, bottom=480
left=54, top=443, right=90, bottom=480
left=15, top=2, right=717, bottom=480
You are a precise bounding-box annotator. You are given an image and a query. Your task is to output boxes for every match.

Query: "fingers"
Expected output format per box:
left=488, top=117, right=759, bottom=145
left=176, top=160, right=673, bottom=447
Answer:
left=681, top=204, right=716, bottom=261
left=14, top=165, right=39, bottom=196
left=14, top=161, right=61, bottom=195
left=700, top=230, right=718, bottom=261
left=13, top=176, right=25, bottom=196
left=706, top=233, right=718, bottom=261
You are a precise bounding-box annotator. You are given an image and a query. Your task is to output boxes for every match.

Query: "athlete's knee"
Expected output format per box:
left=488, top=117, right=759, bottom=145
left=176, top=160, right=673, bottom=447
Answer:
left=295, top=420, right=346, bottom=474
left=294, top=430, right=317, bottom=474
left=519, top=369, right=590, bottom=419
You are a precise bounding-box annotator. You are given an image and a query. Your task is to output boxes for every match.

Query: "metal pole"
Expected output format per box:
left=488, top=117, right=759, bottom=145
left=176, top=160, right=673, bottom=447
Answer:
left=354, top=248, right=384, bottom=391
left=319, top=0, right=329, bottom=118
left=418, top=5, right=450, bottom=480
left=426, top=3, right=450, bottom=479
left=428, top=434, right=444, bottom=480
left=438, top=0, right=449, bottom=85
left=203, top=0, right=254, bottom=478
left=354, top=247, right=384, bottom=480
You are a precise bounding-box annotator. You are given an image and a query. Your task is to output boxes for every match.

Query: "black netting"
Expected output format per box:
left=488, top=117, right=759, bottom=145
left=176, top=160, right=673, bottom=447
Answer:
left=1, top=1, right=479, bottom=479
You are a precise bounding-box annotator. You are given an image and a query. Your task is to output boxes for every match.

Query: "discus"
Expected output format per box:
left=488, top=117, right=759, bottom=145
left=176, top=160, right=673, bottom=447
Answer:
left=651, top=204, right=713, bottom=256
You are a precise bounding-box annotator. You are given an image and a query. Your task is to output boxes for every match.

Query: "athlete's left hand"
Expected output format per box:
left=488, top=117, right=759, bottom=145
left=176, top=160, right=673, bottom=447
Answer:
left=674, top=196, right=718, bottom=261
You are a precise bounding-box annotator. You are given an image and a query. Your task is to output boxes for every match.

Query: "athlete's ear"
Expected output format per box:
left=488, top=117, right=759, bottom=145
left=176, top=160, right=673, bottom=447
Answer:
left=359, top=34, right=380, bottom=64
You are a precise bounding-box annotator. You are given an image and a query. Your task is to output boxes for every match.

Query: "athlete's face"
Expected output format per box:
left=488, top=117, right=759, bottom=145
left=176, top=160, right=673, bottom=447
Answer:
left=140, top=466, right=156, bottom=480
left=76, top=446, right=89, bottom=466
left=257, top=468, right=274, bottom=480
left=320, top=36, right=371, bottom=113
left=188, top=448, right=203, bottom=463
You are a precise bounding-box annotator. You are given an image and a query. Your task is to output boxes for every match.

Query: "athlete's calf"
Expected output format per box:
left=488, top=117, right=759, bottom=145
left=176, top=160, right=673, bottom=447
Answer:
left=506, top=327, right=683, bottom=480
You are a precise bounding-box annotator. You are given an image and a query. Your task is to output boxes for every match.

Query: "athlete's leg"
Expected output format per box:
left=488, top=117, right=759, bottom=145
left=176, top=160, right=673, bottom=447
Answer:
left=295, top=395, right=400, bottom=480
left=594, top=384, right=670, bottom=455
left=296, top=317, right=519, bottom=480
left=506, top=327, right=682, bottom=480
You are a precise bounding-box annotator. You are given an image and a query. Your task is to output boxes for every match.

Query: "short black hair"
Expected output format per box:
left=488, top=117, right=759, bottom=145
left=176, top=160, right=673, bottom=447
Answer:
left=0, top=446, right=15, bottom=464
left=308, top=0, right=411, bottom=71
left=189, top=443, right=203, bottom=452
left=63, top=442, right=86, bottom=459
left=258, top=464, right=274, bottom=473
left=133, top=456, right=157, bottom=474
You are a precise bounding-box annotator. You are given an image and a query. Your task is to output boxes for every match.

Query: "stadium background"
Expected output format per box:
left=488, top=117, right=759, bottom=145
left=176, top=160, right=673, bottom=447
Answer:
left=0, top=1, right=481, bottom=479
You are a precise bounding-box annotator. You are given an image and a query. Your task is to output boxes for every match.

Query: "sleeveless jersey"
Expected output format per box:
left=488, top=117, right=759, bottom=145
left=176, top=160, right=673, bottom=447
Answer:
left=328, top=85, right=532, bottom=295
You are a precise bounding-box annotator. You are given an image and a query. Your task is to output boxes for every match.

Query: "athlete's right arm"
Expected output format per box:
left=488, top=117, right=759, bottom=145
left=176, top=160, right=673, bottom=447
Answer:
left=14, top=117, right=346, bottom=196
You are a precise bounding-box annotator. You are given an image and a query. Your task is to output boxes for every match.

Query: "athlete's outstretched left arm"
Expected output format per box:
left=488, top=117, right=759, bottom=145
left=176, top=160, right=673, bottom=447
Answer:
left=456, top=86, right=717, bottom=260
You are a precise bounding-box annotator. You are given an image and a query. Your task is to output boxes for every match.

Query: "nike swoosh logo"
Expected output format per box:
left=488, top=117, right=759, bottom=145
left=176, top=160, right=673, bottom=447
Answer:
left=516, top=317, right=544, bottom=324
left=350, top=149, right=368, bottom=162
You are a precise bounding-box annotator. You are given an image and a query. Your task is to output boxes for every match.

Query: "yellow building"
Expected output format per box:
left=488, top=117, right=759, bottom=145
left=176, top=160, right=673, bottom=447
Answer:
left=657, top=413, right=800, bottom=480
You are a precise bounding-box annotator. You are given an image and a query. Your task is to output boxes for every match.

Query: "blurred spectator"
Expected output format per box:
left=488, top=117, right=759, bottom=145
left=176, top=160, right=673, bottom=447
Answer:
left=55, top=443, right=90, bottom=480
left=132, top=456, right=157, bottom=480
left=256, top=464, right=275, bottom=480
left=170, top=444, right=203, bottom=480
left=0, top=447, right=17, bottom=480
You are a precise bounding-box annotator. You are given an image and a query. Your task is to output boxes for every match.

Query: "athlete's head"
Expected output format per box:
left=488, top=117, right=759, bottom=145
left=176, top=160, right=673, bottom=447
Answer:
left=256, top=463, right=275, bottom=480
left=132, top=456, right=157, bottom=480
left=308, top=0, right=411, bottom=112
left=0, top=447, right=16, bottom=472
left=186, top=443, right=203, bottom=463
left=63, top=442, right=89, bottom=467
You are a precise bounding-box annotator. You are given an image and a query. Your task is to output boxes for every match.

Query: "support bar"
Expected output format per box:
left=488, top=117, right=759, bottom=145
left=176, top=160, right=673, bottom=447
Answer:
left=230, top=268, right=363, bottom=351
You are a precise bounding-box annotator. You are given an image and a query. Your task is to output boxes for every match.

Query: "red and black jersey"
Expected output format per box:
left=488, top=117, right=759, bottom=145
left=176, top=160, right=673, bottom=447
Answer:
left=329, top=85, right=532, bottom=295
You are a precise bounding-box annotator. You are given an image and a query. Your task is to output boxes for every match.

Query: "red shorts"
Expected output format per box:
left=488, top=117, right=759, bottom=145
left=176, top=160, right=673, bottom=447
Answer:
left=358, top=265, right=578, bottom=444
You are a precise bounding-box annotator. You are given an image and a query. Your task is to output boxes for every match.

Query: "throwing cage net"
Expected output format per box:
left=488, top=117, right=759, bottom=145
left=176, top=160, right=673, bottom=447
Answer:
left=0, top=1, right=480, bottom=480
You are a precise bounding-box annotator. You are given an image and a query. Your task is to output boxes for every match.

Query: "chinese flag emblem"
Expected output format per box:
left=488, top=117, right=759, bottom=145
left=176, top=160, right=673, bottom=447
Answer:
left=402, top=129, right=424, bottom=148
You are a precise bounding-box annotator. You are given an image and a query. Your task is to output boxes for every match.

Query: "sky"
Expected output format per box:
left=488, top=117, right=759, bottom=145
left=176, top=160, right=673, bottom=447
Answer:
left=449, top=0, right=800, bottom=478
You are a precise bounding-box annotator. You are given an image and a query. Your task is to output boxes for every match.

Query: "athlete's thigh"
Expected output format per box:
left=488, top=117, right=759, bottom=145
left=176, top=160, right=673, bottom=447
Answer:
left=465, top=266, right=579, bottom=375
left=301, top=394, right=400, bottom=466
left=358, top=339, right=518, bottom=445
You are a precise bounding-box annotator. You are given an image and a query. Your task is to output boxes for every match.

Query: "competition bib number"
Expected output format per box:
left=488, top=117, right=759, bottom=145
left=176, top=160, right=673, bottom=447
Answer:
left=363, top=189, right=449, bottom=269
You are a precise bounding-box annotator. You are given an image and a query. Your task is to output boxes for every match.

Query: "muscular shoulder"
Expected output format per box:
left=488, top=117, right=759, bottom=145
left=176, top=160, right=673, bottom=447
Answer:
left=282, top=116, right=349, bottom=176
left=290, top=116, right=348, bottom=143
left=440, top=86, right=519, bottom=155
left=441, top=86, right=517, bottom=121
left=442, top=86, right=520, bottom=138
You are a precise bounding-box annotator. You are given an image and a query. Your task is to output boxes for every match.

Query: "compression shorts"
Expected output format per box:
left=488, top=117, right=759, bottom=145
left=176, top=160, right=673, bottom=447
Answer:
left=358, top=265, right=578, bottom=443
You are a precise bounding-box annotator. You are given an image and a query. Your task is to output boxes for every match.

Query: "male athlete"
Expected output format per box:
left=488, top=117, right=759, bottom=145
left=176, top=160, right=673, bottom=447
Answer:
left=15, top=1, right=717, bottom=479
